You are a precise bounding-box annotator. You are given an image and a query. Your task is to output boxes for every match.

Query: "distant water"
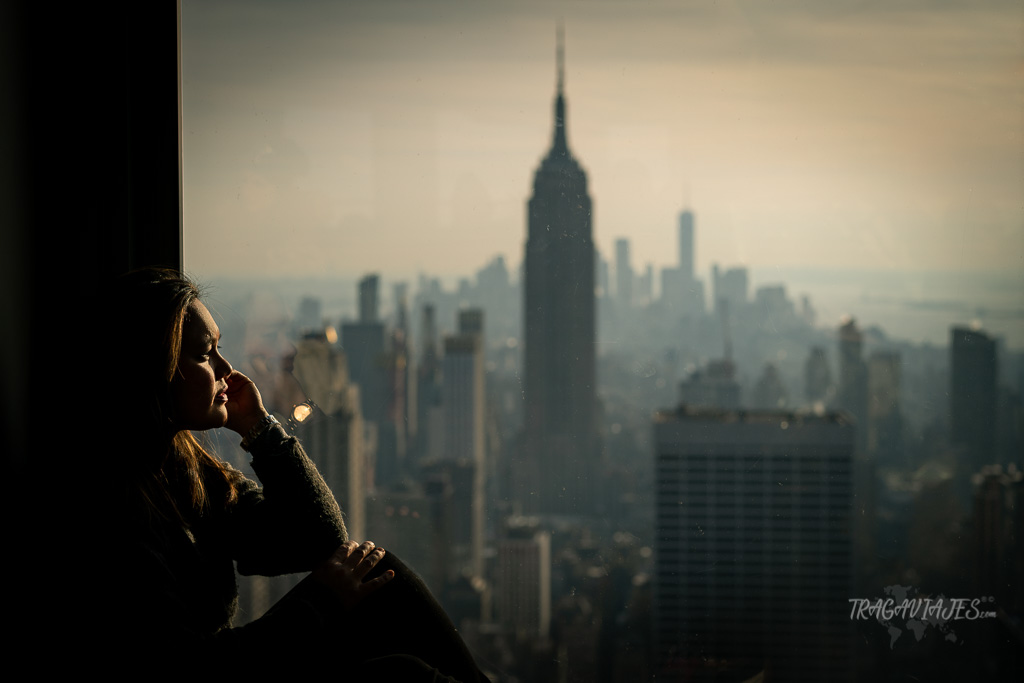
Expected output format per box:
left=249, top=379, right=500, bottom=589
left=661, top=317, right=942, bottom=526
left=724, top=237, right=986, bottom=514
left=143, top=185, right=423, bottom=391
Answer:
left=200, top=266, right=1024, bottom=351
left=750, top=267, right=1024, bottom=349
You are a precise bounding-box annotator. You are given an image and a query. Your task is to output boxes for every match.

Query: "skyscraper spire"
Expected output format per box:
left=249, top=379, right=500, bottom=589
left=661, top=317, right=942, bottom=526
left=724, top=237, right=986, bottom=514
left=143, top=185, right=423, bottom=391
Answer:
left=556, top=21, right=565, bottom=94
left=551, top=22, right=569, bottom=157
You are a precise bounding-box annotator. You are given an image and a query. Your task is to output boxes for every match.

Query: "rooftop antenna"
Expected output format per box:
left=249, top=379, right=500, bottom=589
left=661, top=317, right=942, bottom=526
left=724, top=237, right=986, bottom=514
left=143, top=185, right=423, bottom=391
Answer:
left=550, top=20, right=570, bottom=156
left=556, top=20, right=565, bottom=93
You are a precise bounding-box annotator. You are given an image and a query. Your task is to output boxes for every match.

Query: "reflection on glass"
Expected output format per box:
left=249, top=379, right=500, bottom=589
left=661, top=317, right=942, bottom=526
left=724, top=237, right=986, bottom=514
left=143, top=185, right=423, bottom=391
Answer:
left=182, top=2, right=1023, bottom=680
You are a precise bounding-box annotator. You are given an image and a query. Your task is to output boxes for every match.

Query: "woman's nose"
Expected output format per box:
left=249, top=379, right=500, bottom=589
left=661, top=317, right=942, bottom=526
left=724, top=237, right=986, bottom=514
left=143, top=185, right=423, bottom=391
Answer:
left=215, top=352, right=233, bottom=378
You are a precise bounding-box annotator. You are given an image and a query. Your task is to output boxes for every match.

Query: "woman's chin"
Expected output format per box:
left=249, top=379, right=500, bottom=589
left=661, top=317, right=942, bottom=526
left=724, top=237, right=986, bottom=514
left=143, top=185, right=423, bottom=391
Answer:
left=214, top=406, right=230, bottom=428
left=178, top=408, right=230, bottom=433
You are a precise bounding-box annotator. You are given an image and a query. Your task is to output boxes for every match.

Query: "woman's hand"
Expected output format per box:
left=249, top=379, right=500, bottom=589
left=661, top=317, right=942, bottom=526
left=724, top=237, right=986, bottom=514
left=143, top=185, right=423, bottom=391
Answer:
left=224, top=370, right=270, bottom=437
left=312, top=541, right=395, bottom=609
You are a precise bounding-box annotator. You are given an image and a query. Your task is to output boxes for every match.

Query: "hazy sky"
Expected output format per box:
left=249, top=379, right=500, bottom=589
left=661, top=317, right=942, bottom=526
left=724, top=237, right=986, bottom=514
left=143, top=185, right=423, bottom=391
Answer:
left=181, top=0, right=1023, bottom=283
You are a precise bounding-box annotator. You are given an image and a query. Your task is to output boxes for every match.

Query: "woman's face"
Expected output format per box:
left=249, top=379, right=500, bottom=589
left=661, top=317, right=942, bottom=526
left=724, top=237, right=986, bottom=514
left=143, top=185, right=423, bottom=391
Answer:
left=170, top=300, right=233, bottom=431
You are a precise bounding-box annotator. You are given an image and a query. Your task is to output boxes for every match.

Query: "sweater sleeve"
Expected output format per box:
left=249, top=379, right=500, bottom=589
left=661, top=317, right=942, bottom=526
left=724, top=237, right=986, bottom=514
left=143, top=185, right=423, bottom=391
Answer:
left=221, top=424, right=349, bottom=576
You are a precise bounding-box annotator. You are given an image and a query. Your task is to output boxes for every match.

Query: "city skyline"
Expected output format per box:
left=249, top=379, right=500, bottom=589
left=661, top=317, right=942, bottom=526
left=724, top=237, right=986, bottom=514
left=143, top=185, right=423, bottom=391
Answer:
left=8, top=4, right=1018, bottom=679
left=181, top=1, right=1024, bottom=287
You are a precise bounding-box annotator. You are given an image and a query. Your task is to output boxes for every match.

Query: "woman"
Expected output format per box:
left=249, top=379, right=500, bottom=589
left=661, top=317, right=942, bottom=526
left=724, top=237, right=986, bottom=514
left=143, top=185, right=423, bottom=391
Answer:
left=100, top=268, right=489, bottom=680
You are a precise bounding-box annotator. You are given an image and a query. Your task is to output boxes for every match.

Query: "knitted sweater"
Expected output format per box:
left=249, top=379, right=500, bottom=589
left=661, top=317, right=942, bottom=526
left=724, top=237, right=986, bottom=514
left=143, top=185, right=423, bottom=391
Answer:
left=104, top=424, right=349, bottom=666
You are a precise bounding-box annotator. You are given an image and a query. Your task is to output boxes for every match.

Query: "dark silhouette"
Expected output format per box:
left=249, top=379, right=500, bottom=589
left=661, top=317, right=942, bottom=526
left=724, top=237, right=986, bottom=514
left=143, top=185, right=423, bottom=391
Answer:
left=93, top=268, right=489, bottom=680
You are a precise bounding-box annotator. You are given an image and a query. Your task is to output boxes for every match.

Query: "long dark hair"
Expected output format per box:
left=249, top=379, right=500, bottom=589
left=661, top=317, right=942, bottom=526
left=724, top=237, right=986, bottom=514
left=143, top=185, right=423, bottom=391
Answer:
left=111, top=268, right=238, bottom=530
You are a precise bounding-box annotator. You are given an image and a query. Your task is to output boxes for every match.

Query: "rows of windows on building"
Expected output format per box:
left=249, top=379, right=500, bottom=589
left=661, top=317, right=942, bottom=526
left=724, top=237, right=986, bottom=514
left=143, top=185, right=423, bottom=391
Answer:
left=198, top=45, right=1023, bottom=683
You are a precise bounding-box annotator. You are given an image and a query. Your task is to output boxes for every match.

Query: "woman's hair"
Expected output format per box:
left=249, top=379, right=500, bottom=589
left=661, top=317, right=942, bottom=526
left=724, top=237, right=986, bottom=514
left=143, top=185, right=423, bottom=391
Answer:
left=112, top=268, right=238, bottom=529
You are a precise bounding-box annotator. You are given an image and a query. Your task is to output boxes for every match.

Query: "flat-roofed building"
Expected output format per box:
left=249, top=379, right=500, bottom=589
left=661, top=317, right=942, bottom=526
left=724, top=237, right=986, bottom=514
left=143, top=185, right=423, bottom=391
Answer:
left=495, top=519, right=552, bottom=639
left=654, top=406, right=854, bottom=682
left=951, top=326, right=998, bottom=473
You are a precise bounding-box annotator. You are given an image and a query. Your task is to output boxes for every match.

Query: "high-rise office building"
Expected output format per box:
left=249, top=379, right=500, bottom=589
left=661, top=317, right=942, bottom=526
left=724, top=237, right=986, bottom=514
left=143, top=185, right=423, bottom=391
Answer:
left=836, top=319, right=873, bottom=575
left=441, top=311, right=486, bottom=576
left=637, top=263, right=653, bottom=306
left=951, top=327, right=997, bottom=473
left=359, top=273, right=380, bottom=323
left=753, top=284, right=796, bottom=327
left=366, top=480, right=450, bottom=593
left=678, top=209, right=694, bottom=282
left=837, top=318, right=869, bottom=453
left=390, top=282, right=412, bottom=476
left=654, top=407, right=854, bottom=682
left=596, top=250, right=610, bottom=301
left=343, top=279, right=386, bottom=426
left=661, top=208, right=704, bottom=316
left=751, top=362, right=787, bottom=409
left=458, top=308, right=484, bottom=338
left=296, top=296, right=323, bottom=334
left=475, top=255, right=516, bottom=339
left=615, top=237, right=633, bottom=308
left=415, top=304, right=442, bottom=463
left=342, top=275, right=393, bottom=485
left=418, top=459, right=474, bottom=584
left=711, top=264, right=748, bottom=314
left=867, top=351, right=903, bottom=464
left=970, top=465, right=1023, bottom=626
left=678, top=359, right=740, bottom=410
left=522, top=31, right=598, bottom=514
left=804, top=346, right=833, bottom=407
left=495, top=519, right=552, bottom=639
left=290, top=331, right=367, bottom=543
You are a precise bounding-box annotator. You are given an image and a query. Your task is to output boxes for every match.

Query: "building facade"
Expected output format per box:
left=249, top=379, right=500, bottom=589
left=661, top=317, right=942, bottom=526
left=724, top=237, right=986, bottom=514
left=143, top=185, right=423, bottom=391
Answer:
left=440, top=313, right=486, bottom=577
left=615, top=237, right=633, bottom=308
left=495, top=520, right=552, bottom=639
left=951, top=326, right=998, bottom=473
left=678, top=209, right=694, bottom=283
left=654, top=407, right=854, bottom=682
left=837, top=318, right=869, bottom=453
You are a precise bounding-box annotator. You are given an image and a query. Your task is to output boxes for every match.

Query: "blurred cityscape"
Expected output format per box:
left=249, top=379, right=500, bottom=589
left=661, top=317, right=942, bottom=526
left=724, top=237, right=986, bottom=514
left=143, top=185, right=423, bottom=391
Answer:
left=200, top=46, right=1023, bottom=683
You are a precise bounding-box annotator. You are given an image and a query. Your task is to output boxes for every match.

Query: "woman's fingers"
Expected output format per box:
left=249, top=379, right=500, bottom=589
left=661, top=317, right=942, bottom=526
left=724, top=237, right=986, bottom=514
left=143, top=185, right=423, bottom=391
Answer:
left=331, top=541, right=392, bottom=580
left=362, top=567, right=396, bottom=594
left=313, top=541, right=397, bottom=608
left=342, top=540, right=376, bottom=567
left=352, top=546, right=386, bottom=580
left=224, top=370, right=270, bottom=436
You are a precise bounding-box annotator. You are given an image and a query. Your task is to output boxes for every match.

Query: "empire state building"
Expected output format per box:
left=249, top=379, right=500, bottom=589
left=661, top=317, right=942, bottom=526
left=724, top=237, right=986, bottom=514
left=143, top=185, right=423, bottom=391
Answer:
left=521, top=33, right=598, bottom=515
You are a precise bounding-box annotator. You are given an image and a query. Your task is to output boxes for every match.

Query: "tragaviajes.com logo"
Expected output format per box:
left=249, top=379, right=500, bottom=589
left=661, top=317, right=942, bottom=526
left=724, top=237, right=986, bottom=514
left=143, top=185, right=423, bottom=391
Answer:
left=849, top=585, right=997, bottom=648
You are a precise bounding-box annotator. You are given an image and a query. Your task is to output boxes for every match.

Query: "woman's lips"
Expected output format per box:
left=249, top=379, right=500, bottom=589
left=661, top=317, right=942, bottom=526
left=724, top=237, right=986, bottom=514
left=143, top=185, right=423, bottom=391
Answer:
left=216, top=392, right=229, bottom=404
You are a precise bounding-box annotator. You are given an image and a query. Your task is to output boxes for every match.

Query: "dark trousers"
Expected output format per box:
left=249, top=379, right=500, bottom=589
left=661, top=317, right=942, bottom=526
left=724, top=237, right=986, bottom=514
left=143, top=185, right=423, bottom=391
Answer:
left=285, top=552, right=491, bottom=683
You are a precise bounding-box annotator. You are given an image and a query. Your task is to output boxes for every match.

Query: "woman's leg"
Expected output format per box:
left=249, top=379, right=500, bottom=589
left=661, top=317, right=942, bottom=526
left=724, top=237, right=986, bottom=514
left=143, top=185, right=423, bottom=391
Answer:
left=354, top=654, right=466, bottom=683
left=349, top=552, right=491, bottom=683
